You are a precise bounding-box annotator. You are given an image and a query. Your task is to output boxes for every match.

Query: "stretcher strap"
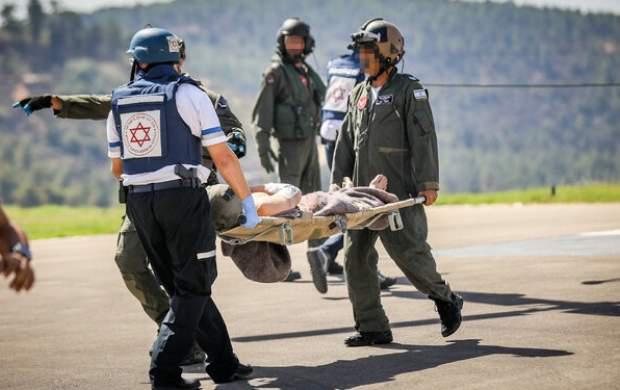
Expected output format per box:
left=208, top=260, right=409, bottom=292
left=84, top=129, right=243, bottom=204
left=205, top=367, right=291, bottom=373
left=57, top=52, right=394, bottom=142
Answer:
left=220, top=222, right=293, bottom=246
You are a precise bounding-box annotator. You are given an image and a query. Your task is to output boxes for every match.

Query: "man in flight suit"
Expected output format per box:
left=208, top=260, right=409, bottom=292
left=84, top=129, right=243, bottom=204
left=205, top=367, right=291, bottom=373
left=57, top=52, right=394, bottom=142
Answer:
left=252, top=17, right=326, bottom=282
left=309, top=45, right=397, bottom=294
left=332, top=19, right=464, bottom=347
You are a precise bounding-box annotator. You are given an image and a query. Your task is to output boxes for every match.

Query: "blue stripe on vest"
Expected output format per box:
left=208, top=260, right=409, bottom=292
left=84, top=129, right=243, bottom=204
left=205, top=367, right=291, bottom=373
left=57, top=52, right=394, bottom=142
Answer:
left=109, top=141, right=122, bottom=148
left=111, top=64, right=202, bottom=176
left=323, top=111, right=346, bottom=121
left=201, top=126, right=224, bottom=136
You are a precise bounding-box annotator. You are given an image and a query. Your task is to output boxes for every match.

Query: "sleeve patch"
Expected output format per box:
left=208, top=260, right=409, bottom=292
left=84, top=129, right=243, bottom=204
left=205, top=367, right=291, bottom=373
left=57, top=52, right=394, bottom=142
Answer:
left=216, top=96, right=228, bottom=109
left=413, top=89, right=428, bottom=100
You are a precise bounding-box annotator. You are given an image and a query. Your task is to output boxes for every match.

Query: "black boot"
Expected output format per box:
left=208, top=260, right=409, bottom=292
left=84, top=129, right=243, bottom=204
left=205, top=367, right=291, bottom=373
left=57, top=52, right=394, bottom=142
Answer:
left=378, top=272, right=397, bottom=290
left=283, top=270, right=301, bottom=282
left=344, top=330, right=393, bottom=347
left=180, top=342, right=206, bottom=366
left=212, top=362, right=253, bottom=383
left=327, top=259, right=343, bottom=275
left=431, top=293, right=464, bottom=337
left=307, top=249, right=328, bottom=293
left=152, top=377, right=201, bottom=390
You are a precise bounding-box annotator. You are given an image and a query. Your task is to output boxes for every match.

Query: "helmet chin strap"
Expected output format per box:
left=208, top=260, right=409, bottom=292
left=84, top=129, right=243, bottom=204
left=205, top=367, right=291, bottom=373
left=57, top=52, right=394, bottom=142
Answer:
left=129, top=60, right=137, bottom=82
left=368, top=53, right=394, bottom=82
left=283, top=51, right=305, bottom=63
left=368, top=63, right=387, bottom=82
left=362, top=44, right=390, bottom=82
left=369, top=64, right=398, bottom=83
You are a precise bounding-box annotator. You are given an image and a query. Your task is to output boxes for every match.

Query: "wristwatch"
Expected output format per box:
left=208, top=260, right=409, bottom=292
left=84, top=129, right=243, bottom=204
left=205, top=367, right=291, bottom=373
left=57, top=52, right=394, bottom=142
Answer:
left=11, top=242, right=32, bottom=261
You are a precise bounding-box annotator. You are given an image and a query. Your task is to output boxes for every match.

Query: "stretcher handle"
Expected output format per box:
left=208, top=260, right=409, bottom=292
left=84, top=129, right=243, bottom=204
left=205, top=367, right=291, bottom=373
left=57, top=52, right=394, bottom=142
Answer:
left=413, top=196, right=426, bottom=205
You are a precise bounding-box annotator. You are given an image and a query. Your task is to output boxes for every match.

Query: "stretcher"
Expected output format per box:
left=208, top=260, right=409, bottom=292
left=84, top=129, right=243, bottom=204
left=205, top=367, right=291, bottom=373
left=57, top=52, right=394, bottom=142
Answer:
left=220, top=196, right=426, bottom=246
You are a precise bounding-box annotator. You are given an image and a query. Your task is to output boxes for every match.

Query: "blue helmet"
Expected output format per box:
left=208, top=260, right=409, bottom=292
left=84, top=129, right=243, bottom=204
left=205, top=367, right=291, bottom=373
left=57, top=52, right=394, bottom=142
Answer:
left=126, top=27, right=181, bottom=64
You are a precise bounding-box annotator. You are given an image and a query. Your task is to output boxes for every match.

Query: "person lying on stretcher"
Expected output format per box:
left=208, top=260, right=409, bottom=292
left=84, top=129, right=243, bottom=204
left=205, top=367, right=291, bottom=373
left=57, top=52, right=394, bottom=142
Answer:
left=207, top=175, right=398, bottom=291
left=209, top=174, right=394, bottom=229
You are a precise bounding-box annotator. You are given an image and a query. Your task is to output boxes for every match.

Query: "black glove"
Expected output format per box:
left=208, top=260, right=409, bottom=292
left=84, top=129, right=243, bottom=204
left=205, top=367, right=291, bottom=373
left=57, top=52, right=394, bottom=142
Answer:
left=226, top=130, right=247, bottom=159
left=12, top=95, right=53, bottom=116
left=259, top=149, right=276, bottom=174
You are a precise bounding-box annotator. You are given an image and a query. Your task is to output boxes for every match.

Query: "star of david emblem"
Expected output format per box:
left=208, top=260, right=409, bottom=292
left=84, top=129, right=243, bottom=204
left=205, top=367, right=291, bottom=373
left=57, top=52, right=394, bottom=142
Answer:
left=333, top=87, right=346, bottom=102
left=129, top=122, right=151, bottom=147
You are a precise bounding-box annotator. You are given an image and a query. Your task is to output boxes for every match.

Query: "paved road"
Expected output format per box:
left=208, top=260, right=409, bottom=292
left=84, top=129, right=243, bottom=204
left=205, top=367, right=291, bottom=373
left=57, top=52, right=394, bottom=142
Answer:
left=1, top=204, right=618, bottom=389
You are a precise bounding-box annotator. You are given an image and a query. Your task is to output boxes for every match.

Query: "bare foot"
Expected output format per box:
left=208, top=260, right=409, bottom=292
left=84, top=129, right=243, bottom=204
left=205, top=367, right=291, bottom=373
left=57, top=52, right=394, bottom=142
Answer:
left=369, top=175, right=388, bottom=190
left=342, top=177, right=354, bottom=189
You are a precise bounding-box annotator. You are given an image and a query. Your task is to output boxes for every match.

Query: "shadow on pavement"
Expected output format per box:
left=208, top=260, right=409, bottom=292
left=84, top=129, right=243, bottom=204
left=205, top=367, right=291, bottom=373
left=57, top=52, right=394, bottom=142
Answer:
left=232, top=306, right=547, bottom=343
left=214, top=339, right=571, bottom=389
left=234, top=287, right=619, bottom=343
left=582, top=277, right=620, bottom=285
left=385, top=287, right=620, bottom=317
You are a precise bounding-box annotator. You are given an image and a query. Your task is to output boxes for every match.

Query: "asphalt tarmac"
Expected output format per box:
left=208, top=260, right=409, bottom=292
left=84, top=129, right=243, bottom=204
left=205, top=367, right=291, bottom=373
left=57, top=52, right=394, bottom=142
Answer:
left=1, top=204, right=618, bottom=389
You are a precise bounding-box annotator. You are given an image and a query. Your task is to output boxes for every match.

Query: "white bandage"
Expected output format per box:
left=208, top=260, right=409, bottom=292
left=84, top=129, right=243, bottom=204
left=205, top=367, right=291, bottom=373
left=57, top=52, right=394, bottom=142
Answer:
left=264, top=183, right=301, bottom=200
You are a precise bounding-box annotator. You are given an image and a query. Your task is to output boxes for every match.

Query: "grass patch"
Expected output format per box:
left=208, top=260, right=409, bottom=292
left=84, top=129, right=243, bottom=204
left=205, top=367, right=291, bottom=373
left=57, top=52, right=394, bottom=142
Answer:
left=4, top=205, right=124, bottom=240
left=438, top=183, right=620, bottom=205
left=3, top=183, right=619, bottom=240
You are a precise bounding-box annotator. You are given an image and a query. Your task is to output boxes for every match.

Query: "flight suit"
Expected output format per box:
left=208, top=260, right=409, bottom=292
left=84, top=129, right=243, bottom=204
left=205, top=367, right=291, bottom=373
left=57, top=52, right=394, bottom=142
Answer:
left=332, top=72, right=453, bottom=333
left=252, top=54, right=326, bottom=194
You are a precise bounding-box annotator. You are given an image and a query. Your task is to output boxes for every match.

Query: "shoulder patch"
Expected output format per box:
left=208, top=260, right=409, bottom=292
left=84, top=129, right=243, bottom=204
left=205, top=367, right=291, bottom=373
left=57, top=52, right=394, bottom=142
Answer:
left=264, top=71, right=276, bottom=85
left=216, top=96, right=228, bottom=109
left=413, top=89, right=428, bottom=100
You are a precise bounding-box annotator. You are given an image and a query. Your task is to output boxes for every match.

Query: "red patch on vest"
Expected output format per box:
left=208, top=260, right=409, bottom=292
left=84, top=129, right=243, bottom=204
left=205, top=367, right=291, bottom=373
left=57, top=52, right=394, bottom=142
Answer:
left=299, top=74, right=309, bottom=87
left=357, top=95, right=368, bottom=110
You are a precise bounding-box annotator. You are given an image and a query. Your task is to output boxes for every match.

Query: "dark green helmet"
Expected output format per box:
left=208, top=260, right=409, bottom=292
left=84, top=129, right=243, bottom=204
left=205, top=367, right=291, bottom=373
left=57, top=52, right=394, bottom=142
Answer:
left=277, top=17, right=315, bottom=56
left=126, top=27, right=182, bottom=64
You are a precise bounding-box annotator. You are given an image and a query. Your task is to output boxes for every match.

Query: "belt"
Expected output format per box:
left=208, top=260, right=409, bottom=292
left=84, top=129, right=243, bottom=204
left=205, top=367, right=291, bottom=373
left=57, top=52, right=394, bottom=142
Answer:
left=128, top=178, right=204, bottom=193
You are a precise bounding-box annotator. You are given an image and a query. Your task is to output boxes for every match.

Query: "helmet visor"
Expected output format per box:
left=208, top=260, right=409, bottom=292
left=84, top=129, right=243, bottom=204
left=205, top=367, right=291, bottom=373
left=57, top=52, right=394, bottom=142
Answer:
left=351, top=30, right=381, bottom=45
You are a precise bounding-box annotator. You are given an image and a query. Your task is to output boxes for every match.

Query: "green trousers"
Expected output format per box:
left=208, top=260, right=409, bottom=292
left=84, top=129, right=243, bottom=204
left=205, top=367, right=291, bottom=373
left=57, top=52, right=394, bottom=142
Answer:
left=114, top=216, right=170, bottom=325
left=277, top=137, right=321, bottom=195
left=344, top=204, right=453, bottom=332
left=278, top=136, right=324, bottom=248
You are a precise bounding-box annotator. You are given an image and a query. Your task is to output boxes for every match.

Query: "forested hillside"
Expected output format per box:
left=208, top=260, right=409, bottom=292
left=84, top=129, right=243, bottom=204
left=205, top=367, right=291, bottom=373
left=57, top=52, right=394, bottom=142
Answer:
left=1, top=0, right=619, bottom=206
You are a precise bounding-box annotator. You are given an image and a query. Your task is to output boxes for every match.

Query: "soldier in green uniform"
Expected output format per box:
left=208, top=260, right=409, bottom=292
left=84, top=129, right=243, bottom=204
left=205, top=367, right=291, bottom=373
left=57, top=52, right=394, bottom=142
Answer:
left=332, top=19, right=464, bottom=346
left=13, top=40, right=246, bottom=364
left=252, top=17, right=329, bottom=281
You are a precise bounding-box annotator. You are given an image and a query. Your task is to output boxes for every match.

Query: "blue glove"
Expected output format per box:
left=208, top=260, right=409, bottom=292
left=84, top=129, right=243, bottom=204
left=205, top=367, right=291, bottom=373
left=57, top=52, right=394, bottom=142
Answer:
left=13, top=96, right=52, bottom=116
left=13, top=101, right=33, bottom=116
left=240, top=196, right=259, bottom=229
